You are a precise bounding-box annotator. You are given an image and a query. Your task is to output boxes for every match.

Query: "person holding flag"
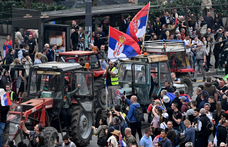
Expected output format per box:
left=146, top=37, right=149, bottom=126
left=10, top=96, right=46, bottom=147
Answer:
left=126, top=2, right=150, bottom=43
left=106, top=26, right=141, bottom=108
left=0, top=89, right=10, bottom=147
left=103, top=61, right=119, bottom=108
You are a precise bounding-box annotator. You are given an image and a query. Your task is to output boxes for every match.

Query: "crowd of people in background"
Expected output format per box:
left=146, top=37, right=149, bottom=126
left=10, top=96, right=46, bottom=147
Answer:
left=1, top=7, right=228, bottom=147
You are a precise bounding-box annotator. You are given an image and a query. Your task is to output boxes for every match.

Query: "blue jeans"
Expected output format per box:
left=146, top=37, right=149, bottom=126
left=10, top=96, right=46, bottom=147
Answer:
left=0, top=122, right=6, bottom=146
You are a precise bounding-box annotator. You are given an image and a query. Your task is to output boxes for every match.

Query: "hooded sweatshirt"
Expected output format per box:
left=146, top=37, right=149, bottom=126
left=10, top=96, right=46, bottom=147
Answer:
left=204, top=82, right=216, bottom=97
left=126, top=99, right=140, bottom=123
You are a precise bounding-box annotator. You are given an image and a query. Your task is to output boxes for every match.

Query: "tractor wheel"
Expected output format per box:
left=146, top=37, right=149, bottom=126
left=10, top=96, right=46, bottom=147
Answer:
left=42, top=126, right=58, bottom=147
left=70, top=105, right=93, bottom=147
left=180, top=76, right=194, bottom=97
left=94, top=78, right=106, bottom=109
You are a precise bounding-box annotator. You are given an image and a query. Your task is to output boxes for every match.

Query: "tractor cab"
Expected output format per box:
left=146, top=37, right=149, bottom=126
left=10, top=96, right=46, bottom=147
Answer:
left=118, top=55, right=171, bottom=106
left=57, top=51, right=102, bottom=71
left=143, top=40, right=195, bottom=75
left=3, top=62, right=94, bottom=146
left=143, top=40, right=194, bottom=97
left=56, top=50, right=107, bottom=110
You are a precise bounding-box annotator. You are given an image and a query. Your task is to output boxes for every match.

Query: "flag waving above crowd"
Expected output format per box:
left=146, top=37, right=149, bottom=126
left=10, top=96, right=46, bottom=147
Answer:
left=108, top=26, right=141, bottom=61
left=127, top=2, right=150, bottom=42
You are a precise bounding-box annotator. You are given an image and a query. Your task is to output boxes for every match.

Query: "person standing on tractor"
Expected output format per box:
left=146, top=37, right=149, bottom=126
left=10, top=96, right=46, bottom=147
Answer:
left=57, top=84, right=81, bottom=132
left=104, top=61, right=119, bottom=107
left=171, top=72, right=181, bottom=84
left=21, top=122, right=43, bottom=147
left=192, top=42, right=207, bottom=82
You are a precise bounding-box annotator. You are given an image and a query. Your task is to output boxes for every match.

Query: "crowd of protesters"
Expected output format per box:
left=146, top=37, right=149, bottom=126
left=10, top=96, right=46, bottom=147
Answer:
left=90, top=76, right=228, bottom=147
left=1, top=7, right=228, bottom=147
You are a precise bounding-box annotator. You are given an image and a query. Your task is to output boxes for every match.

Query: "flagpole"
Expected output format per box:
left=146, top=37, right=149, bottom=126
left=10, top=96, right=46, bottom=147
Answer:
left=141, top=2, right=150, bottom=54
left=105, top=27, right=111, bottom=110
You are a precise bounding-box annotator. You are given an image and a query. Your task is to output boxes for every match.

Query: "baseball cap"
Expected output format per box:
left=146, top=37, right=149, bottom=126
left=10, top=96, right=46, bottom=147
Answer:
left=179, top=96, right=186, bottom=101
left=162, top=113, right=169, bottom=119
left=163, top=95, right=170, bottom=103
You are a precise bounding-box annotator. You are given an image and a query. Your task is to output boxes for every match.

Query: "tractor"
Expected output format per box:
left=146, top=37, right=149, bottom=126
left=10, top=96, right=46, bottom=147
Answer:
left=2, top=62, right=94, bottom=147
left=56, top=51, right=106, bottom=109
left=143, top=40, right=194, bottom=97
left=95, top=54, right=190, bottom=123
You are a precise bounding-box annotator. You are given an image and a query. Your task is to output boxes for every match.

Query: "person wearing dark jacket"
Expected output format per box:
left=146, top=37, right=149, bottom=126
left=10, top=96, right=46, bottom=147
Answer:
left=214, top=13, right=223, bottom=32
left=195, top=87, right=202, bottom=108
left=184, top=120, right=195, bottom=147
left=5, top=48, right=15, bottom=70
left=221, top=95, right=228, bottom=110
left=208, top=97, right=216, bottom=113
left=36, top=136, right=46, bottom=147
left=204, top=12, right=214, bottom=30
left=166, top=121, right=176, bottom=146
left=124, top=95, right=142, bottom=140
left=217, top=119, right=228, bottom=146
left=204, top=77, right=218, bottom=100
left=1, top=70, right=10, bottom=90
left=198, top=93, right=208, bottom=109
left=172, top=91, right=182, bottom=111
left=46, top=45, right=57, bottom=61
left=196, top=108, right=210, bottom=147
left=213, top=37, right=224, bottom=69
left=0, top=89, right=10, bottom=147
left=106, top=116, right=122, bottom=142
left=153, top=17, right=162, bottom=37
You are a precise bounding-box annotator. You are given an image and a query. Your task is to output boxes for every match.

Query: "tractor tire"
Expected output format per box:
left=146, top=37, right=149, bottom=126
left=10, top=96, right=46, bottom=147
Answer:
left=42, top=126, right=58, bottom=147
left=70, top=105, right=93, bottom=147
left=94, top=77, right=106, bottom=109
left=180, top=76, right=194, bottom=98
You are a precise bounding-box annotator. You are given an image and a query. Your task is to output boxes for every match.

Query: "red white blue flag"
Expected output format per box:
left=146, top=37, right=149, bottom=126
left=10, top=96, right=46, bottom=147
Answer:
left=126, top=2, right=150, bottom=42
left=108, top=26, right=141, bottom=61
left=1, top=92, right=11, bottom=106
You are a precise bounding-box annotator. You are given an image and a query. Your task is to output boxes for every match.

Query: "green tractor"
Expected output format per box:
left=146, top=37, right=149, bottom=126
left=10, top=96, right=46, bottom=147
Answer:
left=95, top=54, right=189, bottom=123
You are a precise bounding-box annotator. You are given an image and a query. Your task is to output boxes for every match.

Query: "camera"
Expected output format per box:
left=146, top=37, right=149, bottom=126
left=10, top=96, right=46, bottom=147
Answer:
left=106, top=109, right=116, bottom=116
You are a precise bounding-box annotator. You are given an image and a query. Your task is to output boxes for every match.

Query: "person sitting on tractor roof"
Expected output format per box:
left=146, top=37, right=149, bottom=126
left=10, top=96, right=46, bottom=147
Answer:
left=21, top=121, right=43, bottom=147
left=56, top=84, right=81, bottom=132
left=164, top=80, right=175, bottom=93
left=171, top=72, right=181, bottom=84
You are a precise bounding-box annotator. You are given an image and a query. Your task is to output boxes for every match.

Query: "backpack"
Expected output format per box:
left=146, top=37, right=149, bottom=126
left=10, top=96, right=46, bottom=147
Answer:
left=10, top=66, right=19, bottom=80
left=205, top=119, right=213, bottom=136
left=135, top=107, right=144, bottom=122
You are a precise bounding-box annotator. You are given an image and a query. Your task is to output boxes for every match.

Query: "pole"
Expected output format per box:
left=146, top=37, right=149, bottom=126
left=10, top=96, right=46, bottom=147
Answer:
left=141, top=2, right=150, bottom=53
left=85, top=0, right=92, bottom=48
left=184, top=0, right=189, bottom=34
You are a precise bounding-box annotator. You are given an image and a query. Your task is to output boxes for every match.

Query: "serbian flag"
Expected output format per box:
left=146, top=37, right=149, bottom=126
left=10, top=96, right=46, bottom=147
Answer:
left=167, top=92, right=190, bottom=103
left=119, top=134, right=126, bottom=147
left=152, top=135, right=162, bottom=147
left=126, top=2, right=150, bottom=42
left=180, top=93, right=191, bottom=101
left=3, top=40, right=12, bottom=57
left=1, top=92, right=11, bottom=106
left=108, top=26, right=141, bottom=61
